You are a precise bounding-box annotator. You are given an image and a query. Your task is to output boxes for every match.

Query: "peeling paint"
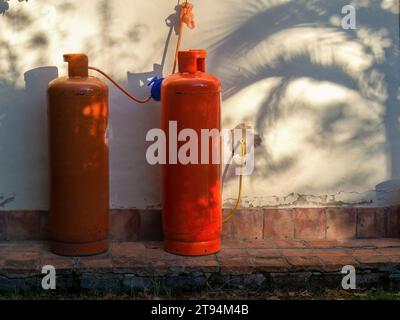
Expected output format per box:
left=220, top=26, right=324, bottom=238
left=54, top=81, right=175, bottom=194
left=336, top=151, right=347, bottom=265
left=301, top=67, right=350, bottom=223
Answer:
left=222, top=189, right=390, bottom=208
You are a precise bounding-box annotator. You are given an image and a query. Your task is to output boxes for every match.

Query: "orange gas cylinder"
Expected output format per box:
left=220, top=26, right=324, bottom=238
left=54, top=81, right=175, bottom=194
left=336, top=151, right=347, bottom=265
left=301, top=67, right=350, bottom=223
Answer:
left=161, top=50, right=222, bottom=256
left=47, top=54, right=109, bottom=256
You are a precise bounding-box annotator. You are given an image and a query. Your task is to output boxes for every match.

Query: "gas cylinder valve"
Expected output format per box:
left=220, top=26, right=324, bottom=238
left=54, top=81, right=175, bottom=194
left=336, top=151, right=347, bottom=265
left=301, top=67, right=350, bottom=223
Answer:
left=148, top=76, right=164, bottom=101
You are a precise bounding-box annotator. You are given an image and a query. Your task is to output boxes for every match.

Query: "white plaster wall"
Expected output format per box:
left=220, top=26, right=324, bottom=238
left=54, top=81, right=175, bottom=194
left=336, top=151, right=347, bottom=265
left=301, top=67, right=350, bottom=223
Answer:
left=0, top=0, right=399, bottom=210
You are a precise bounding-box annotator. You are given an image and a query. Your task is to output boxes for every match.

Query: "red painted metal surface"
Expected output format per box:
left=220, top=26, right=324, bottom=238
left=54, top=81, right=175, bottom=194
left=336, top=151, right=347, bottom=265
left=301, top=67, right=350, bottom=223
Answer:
left=161, top=50, right=222, bottom=255
left=47, top=54, right=109, bottom=256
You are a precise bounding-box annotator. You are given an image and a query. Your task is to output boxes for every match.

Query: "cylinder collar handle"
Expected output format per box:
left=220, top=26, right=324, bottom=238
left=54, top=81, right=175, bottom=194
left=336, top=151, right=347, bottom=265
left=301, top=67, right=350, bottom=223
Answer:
left=178, top=49, right=207, bottom=73
left=64, top=53, right=89, bottom=77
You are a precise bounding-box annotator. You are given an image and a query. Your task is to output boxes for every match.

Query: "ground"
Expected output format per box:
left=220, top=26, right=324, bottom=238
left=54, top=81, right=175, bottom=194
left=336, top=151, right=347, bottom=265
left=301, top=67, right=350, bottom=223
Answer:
left=1, top=289, right=400, bottom=300
left=1, top=239, right=400, bottom=297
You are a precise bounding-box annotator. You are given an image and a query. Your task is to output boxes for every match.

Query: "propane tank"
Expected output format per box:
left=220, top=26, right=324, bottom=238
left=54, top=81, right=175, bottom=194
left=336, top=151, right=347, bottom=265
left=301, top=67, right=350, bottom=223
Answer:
left=47, top=54, right=109, bottom=256
left=161, top=50, right=222, bottom=256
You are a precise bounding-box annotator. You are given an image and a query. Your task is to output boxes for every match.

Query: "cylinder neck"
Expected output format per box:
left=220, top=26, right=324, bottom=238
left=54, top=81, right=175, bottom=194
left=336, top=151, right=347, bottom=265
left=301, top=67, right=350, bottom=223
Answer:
left=178, top=50, right=207, bottom=73
left=63, top=54, right=88, bottom=77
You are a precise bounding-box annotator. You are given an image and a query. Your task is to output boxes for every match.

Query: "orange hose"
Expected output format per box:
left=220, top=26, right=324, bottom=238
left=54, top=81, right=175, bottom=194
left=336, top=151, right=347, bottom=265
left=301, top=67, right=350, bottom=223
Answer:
left=88, top=66, right=151, bottom=104
left=172, top=23, right=184, bottom=74
left=87, top=2, right=195, bottom=102
left=172, top=1, right=195, bottom=74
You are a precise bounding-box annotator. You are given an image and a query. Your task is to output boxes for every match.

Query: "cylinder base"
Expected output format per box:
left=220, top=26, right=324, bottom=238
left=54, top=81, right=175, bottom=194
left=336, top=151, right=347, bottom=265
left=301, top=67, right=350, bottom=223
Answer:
left=164, top=238, right=221, bottom=256
left=50, top=239, right=108, bottom=257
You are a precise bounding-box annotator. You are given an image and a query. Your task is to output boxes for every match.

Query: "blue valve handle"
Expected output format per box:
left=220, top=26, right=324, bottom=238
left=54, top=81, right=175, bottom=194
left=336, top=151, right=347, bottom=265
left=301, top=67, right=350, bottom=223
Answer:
left=148, top=76, right=164, bottom=101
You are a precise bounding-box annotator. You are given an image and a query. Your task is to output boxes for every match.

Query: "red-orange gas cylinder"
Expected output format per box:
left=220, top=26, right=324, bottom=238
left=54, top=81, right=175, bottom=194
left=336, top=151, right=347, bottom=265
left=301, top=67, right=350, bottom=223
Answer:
left=161, top=50, right=222, bottom=256
left=47, top=54, right=109, bottom=256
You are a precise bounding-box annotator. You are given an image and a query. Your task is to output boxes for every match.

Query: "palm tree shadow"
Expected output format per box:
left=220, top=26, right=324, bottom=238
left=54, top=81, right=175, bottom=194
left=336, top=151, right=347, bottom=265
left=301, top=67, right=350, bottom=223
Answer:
left=205, top=0, right=400, bottom=193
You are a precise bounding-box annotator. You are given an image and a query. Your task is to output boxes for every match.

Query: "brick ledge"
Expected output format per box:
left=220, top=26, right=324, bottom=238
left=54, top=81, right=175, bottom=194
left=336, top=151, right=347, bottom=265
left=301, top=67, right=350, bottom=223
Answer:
left=0, top=239, right=400, bottom=292
left=0, top=207, right=399, bottom=241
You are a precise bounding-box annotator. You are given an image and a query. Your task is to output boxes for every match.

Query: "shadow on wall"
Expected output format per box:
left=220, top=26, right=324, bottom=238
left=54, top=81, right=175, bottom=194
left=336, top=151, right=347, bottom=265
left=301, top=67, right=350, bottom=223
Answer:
left=1, top=0, right=399, bottom=209
left=0, top=0, right=182, bottom=209
left=105, top=2, right=181, bottom=209
left=108, top=67, right=163, bottom=209
left=201, top=0, right=400, bottom=200
left=0, top=67, right=58, bottom=209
